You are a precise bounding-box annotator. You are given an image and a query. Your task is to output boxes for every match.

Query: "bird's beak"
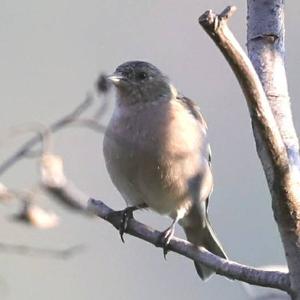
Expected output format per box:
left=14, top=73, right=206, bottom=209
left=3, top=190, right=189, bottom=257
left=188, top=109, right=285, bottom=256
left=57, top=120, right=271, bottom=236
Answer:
left=107, top=73, right=125, bottom=85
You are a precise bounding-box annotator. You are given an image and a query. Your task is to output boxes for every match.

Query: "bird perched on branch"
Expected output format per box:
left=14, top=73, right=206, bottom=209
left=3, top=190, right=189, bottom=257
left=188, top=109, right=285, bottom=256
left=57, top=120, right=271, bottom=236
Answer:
left=103, top=61, right=227, bottom=280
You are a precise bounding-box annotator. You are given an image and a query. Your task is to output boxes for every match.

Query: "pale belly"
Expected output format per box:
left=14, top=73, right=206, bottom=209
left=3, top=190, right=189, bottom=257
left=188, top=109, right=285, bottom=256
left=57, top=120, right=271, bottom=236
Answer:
left=104, top=136, right=199, bottom=216
left=103, top=99, right=212, bottom=219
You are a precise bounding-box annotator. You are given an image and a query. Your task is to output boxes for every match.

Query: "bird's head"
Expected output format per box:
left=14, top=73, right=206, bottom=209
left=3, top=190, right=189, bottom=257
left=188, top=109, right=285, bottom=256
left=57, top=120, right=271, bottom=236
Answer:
left=107, top=61, right=172, bottom=105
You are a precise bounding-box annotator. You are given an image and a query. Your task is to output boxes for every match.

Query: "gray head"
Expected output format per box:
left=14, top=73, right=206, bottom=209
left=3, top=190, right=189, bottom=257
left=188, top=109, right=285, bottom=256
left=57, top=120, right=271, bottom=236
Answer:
left=108, top=61, right=172, bottom=105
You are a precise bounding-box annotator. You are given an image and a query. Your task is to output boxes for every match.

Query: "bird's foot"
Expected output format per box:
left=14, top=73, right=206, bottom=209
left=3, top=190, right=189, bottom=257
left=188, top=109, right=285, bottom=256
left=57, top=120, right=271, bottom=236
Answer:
left=118, top=204, right=147, bottom=243
left=118, top=207, right=135, bottom=243
left=158, top=225, right=175, bottom=259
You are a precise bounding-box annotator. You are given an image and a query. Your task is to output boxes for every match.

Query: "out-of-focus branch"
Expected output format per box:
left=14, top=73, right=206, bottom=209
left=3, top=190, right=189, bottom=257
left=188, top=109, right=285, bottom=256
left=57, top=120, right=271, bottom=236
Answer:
left=0, top=123, right=53, bottom=159
left=0, top=96, right=93, bottom=176
left=0, top=74, right=110, bottom=177
left=14, top=197, right=59, bottom=229
left=88, top=198, right=290, bottom=292
left=69, top=119, right=106, bottom=133
left=40, top=153, right=89, bottom=213
left=0, top=242, right=84, bottom=259
left=0, top=75, right=111, bottom=218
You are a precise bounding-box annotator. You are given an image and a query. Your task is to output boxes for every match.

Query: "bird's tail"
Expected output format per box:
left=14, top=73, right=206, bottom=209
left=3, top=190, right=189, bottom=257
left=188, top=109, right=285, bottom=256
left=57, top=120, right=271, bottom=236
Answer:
left=183, top=219, right=227, bottom=281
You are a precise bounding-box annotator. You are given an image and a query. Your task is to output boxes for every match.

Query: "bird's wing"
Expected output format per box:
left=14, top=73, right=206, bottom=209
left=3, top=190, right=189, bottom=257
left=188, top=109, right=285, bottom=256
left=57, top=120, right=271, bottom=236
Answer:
left=176, top=95, right=208, bottom=129
left=176, top=94, right=213, bottom=209
left=176, top=94, right=211, bottom=162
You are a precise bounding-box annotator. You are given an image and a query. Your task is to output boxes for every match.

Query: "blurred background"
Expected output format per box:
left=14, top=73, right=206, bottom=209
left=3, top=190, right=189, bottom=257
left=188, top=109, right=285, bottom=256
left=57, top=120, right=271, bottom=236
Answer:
left=0, top=0, right=298, bottom=299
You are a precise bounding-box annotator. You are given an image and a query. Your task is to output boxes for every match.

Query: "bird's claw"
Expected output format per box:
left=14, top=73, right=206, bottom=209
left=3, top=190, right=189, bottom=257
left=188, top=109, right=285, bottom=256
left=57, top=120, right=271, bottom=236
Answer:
left=158, top=226, right=175, bottom=259
left=116, top=204, right=147, bottom=243
left=119, top=207, right=135, bottom=243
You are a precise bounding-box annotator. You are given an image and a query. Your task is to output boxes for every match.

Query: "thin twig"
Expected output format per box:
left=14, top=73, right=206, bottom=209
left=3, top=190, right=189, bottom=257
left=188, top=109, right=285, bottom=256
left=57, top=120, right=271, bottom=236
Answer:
left=0, top=242, right=84, bottom=259
left=68, top=119, right=106, bottom=133
left=0, top=95, right=94, bottom=176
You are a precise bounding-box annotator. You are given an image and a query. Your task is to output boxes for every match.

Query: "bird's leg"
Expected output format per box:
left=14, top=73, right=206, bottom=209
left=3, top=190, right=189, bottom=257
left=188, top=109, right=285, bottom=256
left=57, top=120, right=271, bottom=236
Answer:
left=158, top=216, right=180, bottom=259
left=119, top=204, right=147, bottom=243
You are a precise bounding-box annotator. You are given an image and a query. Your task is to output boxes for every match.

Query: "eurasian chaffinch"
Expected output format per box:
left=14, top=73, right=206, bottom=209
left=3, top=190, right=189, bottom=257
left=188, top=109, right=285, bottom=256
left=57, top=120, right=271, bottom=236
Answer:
left=103, top=61, right=227, bottom=280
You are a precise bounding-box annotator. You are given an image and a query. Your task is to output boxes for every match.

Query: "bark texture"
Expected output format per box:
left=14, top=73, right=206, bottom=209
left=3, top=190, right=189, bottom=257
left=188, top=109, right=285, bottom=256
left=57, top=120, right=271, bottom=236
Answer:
left=200, top=3, right=300, bottom=298
left=247, top=1, right=300, bottom=299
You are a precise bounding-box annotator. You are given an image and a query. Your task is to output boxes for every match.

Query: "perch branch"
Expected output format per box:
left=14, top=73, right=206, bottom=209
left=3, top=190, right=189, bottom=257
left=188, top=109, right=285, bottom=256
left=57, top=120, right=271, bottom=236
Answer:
left=88, top=198, right=290, bottom=292
left=41, top=155, right=290, bottom=291
left=40, top=153, right=290, bottom=291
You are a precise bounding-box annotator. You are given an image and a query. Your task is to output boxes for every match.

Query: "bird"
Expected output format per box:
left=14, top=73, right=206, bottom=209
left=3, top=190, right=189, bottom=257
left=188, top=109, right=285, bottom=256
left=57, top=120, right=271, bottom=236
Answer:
left=103, top=60, right=227, bottom=280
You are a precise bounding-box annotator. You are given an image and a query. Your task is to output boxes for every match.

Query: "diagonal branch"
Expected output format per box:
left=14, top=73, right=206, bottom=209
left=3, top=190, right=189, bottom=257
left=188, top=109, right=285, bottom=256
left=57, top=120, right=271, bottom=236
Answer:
left=199, top=6, right=300, bottom=298
left=199, top=6, right=288, bottom=175
left=0, top=95, right=99, bottom=176
left=88, top=198, right=290, bottom=292
left=38, top=149, right=290, bottom=291
left=39, top=154, right=290, bottom=292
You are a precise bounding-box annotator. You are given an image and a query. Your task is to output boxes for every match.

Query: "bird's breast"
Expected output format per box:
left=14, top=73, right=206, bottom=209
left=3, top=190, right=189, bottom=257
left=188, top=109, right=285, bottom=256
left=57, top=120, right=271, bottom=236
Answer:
left=109, top=100, right=203, bottom=155
left=103, top=100, right=209, bottom=216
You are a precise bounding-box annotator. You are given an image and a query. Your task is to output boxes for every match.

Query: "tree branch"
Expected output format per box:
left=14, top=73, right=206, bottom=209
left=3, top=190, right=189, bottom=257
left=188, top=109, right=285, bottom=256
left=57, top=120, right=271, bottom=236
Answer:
left=247, top=0, right=300, bottom=169
left=199, top=6, right=288, bottom=174
left=36, top=146, right=291, bottom=291
left=0, top=96, right=93, bottom=176
left=20, top=79, right=287, bottom=291
left=0, top=242, right=84, bottom=259
left=0, top=18, right=295, bottom=294
left=40, top=153, right=90, bottom=213
left=0, top=90, right=109, bottom=177
left=39, top=155, right=290, bottom=291
left=199, top=6, right=300, bottom=299
left=246, top=2, right=300, bottom=298
left=88, top=198, right=290, bottom=292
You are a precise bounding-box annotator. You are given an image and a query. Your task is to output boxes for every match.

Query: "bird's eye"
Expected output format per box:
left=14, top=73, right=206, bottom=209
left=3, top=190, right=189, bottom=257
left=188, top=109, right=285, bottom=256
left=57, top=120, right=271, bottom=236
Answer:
left=136, top=72, right=148, bottom=80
